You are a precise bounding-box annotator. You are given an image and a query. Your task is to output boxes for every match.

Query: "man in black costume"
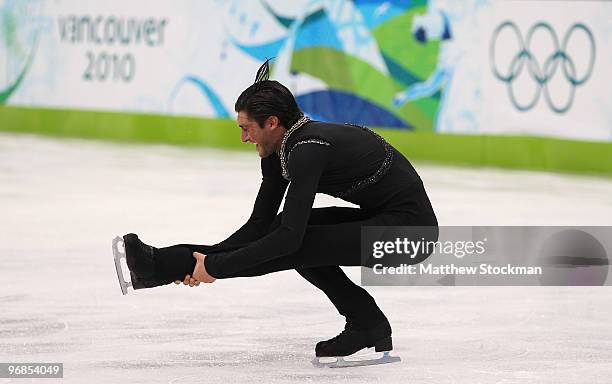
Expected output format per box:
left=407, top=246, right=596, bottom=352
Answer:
left=121, top=60, right=438, bottom=361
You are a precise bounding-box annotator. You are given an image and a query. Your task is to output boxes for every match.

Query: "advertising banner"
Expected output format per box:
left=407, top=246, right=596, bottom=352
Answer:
left=1, top=0, right=611, bottom=142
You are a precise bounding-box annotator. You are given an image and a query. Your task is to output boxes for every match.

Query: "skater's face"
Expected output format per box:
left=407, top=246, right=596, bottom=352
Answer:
left=237, top=111, right=285, bottom=158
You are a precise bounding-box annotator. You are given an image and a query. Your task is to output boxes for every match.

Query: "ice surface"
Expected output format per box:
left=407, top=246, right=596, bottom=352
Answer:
left=1, top=132, right=612, bottom=383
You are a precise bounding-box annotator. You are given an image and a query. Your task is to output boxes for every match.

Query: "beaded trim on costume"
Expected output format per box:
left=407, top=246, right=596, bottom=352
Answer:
left=334, top=123, right=394, bottom=198
left=279, top=115, right=311, bottom=180
left=289, top=139, right=331, bottom=154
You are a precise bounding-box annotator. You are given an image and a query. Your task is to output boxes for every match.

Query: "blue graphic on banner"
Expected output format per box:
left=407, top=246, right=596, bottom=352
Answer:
left=227, top=36, right=287, bottom=63
left=169, top=76, right=230, bottom=118
left=294, top=9, right=343, bottom=51
left=297, top=90, right=412, bottom=129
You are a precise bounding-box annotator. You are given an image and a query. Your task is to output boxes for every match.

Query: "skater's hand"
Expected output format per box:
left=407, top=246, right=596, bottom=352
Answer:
left=191, top=252, right=216, bottom=284
left=173, top=252, right=216, bottom=286
left=174, top=274, right=200, bottom=287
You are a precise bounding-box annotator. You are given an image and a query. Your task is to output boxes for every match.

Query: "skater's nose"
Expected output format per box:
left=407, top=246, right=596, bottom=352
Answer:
left=241, top=129, right=250, bottom=143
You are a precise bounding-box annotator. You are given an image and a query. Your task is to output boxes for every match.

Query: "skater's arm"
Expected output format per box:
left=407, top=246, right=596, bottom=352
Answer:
left=204, top=143, right=330, bottom=277
left=211, top=153, right=289, bottom=248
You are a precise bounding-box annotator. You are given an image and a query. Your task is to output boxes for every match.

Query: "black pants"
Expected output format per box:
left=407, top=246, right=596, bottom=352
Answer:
left=154, top=190, right=437, bottom=330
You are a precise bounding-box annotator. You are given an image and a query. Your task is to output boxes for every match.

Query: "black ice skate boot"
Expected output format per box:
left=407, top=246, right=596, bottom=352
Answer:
left=123, top=233, right=201, bottom=289
left=315, top=320, right=393, bottom=357
left=123, top=233, right=156, bottom=278
left=122, top=233, right=170, bottom=290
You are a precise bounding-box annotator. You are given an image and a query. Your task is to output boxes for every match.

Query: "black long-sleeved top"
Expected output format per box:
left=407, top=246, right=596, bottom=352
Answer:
left=204, top=120, right=430, bottom=277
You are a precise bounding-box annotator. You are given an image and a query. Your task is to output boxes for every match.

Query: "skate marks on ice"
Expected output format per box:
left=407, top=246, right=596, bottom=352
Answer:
left=0, top=311, right=75, bottom=358
left=0, top=316, right=68, bottom=338
left=0, top=315, right=73, bottom=355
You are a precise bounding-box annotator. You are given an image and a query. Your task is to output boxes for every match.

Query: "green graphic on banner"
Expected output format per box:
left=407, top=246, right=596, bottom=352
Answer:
left=0, top=0, right=40, bottom=104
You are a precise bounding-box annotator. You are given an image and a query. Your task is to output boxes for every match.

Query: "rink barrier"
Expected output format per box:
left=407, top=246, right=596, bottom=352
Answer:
left=1, top=105, right=611, bottom=176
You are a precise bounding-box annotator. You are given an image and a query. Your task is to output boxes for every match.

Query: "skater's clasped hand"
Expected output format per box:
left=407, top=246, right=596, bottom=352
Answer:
left=175, top=274, right=200, bottom=287
left=174, top=252, right=216, bottom=287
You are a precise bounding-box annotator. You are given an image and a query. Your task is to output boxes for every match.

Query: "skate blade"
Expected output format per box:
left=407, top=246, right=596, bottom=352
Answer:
left=112, top=236, right=132, bottom=295
left=311, top=351, right=401, bottom=368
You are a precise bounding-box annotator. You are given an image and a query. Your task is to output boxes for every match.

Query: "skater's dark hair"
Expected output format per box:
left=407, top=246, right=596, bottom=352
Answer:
left=235, top=58, right=303, bottom=129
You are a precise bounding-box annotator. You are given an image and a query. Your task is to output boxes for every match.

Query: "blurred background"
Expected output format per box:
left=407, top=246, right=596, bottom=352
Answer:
left=1, top=1, right=611, bottom=383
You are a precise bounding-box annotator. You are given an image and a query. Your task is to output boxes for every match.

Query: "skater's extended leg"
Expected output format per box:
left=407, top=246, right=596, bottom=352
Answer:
left=208, top=209, right=409, bottom=278
left=126, top=204, right=434, bottom=290
left=153, top=245, right=196, bottom=281
left=122, top=234, right=230, bottom=289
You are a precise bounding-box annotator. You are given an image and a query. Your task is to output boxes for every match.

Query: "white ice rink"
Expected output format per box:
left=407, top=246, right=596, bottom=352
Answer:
left=1, top=132, right=612, bottom=383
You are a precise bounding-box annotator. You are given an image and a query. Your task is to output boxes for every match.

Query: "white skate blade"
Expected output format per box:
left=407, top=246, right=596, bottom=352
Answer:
left=112, top=236, right=132, bottom=295
left=311, top=350, right=401, bottom=368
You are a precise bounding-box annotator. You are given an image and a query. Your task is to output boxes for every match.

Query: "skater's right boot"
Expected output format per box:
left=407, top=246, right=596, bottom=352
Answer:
left=122, top=233, right=199, bottom=289
left=122, top=233, right=162, bottom=283
left=113, top=234, right=167, bottom=294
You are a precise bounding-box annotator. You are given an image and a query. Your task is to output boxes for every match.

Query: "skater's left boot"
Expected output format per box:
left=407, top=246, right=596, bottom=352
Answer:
left=312, top=320, right=400, bottom=368
left=315, top=320, right=392, bottom=357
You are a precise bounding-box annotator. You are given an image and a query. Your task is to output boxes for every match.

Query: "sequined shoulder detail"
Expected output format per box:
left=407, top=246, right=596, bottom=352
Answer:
left=282, top=139, right=331, bottom=181
left=278, top=115, right=311, bottom=181
left=335, top=124, right=394, bottom=198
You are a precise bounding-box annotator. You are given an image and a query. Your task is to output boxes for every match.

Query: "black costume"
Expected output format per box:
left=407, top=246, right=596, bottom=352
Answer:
left=126, top=117, right=438, bottom=334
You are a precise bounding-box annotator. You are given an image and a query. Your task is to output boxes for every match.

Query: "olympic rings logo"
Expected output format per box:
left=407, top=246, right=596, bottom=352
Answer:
left=490, top=21, right=595, bottom=114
